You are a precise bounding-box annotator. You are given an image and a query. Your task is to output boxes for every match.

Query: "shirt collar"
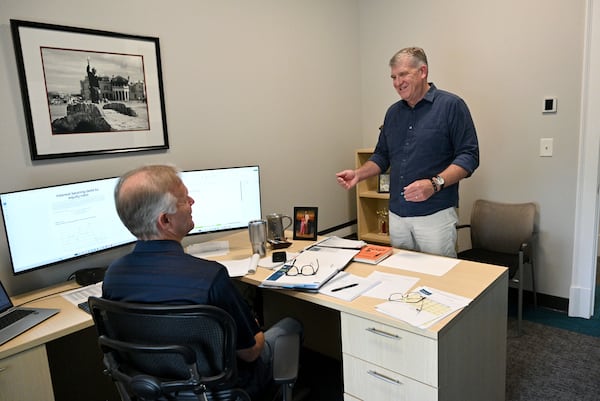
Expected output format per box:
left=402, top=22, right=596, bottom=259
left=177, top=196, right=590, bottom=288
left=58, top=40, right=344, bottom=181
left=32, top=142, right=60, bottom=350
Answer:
left=133, top=239, right=184, bottom=253
left=401, top=82, right=437, bottom=108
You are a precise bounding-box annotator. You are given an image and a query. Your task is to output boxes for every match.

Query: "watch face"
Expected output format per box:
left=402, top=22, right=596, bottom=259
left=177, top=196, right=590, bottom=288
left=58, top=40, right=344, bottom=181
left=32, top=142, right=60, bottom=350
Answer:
left=436, top=176, right=445, bottom=186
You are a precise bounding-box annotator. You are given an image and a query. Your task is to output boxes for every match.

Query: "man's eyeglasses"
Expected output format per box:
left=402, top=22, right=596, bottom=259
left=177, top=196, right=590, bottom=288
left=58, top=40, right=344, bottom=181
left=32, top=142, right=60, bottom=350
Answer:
left=285, top=259, right=319, bottom=276
left=388, top=291, right=426, bottom=312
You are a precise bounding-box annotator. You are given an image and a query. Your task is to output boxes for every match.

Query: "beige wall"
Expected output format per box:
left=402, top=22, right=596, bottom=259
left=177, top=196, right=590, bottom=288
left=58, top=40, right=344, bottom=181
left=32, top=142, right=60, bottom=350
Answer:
left=0, top=0, right=363, bottom=294
left=0, top=0, right=588, bottom=302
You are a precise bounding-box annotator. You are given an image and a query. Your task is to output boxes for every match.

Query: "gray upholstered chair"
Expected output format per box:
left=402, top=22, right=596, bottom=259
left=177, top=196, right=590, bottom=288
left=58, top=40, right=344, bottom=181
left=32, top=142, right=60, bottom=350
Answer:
left=457, top=199, right=537, bottom=336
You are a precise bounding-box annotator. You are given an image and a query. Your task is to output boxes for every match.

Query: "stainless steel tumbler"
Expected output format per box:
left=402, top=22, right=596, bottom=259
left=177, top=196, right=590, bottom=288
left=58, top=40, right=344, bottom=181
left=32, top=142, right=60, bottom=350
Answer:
left=248, top=219, right=267, bottom=256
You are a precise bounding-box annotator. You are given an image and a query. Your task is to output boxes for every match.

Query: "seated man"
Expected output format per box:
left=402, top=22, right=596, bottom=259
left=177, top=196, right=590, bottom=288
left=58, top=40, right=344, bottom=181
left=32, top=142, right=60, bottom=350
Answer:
left=102, top=164, right=303, bottom=399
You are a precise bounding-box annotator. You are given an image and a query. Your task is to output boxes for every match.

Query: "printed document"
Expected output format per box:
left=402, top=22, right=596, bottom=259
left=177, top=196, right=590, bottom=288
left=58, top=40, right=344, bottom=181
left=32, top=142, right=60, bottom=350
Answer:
left=375, top=286, right=472, bottom=329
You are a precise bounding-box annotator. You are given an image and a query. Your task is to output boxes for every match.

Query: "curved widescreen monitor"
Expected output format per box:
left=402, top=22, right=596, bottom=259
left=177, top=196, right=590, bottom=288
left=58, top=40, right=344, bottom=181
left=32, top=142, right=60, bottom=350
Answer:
left=0, top=166, right=261, bottom=275
left=182, top=166, right=262, bottom=235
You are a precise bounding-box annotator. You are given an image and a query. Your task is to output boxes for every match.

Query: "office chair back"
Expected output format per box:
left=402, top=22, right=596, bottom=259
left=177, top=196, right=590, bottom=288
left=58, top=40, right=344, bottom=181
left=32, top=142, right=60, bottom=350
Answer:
left=469, top=199, right=536, bottom=255
left=88, top=296, right=249, bottom=401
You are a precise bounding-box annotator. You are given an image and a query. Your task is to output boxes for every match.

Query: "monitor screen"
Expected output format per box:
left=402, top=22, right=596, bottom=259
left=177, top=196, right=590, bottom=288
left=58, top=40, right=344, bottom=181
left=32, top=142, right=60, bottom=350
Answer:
left=182, top=165, right=262, bottom=235
left=0, top=166, right=262, bottom=275
left=0, top=177, right=136, bottom=275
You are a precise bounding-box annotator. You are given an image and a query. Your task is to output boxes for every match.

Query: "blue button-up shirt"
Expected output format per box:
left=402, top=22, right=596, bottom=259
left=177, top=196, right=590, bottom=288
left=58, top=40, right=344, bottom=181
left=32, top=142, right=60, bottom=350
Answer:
left=369, top=83, right=479, bottom=217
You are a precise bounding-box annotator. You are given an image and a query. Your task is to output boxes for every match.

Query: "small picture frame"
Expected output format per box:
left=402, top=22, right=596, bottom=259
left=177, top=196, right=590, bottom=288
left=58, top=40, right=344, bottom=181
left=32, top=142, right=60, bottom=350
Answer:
left=378, top=173, right=390, bottom=193
left=293, top=207, right=318, bottom=241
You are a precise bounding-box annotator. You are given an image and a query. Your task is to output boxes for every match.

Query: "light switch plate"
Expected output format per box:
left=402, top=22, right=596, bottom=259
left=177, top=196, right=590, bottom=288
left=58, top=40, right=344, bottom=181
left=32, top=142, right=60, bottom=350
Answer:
left=540, top=138, right=553, bottom=157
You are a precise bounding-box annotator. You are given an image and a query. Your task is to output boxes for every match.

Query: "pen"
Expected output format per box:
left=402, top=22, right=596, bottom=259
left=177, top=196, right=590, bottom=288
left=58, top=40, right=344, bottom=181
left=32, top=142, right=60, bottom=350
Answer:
left=331, top=283, right=359, bottom=292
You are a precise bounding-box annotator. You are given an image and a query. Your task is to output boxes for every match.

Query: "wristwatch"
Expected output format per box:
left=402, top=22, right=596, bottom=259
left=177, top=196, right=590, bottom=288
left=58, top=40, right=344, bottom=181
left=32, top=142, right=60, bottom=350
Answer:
left=433, top=175, right=445, bottom=191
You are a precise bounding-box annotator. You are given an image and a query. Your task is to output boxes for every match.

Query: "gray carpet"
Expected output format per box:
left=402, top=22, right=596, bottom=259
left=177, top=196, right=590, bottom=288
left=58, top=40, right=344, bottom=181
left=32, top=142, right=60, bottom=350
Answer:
left=506, top=317, right=600, bottom=401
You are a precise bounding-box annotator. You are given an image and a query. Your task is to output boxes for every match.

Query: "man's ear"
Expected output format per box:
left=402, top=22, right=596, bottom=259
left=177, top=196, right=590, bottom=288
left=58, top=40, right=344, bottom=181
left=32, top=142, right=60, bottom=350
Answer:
left=157, top=213, right=170, bottom=230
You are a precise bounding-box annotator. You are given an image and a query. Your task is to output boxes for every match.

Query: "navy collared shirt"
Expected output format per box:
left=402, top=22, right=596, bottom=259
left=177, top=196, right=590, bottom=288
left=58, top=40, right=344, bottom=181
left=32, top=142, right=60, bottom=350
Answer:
left=369, top=83, right=479, bottom=217
left=102, top=240, right=260, bottom=350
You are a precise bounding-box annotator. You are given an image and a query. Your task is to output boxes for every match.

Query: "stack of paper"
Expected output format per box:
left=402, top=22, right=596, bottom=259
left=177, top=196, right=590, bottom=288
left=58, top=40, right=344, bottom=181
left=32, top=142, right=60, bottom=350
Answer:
left=375, top=286, right=471, bottom=329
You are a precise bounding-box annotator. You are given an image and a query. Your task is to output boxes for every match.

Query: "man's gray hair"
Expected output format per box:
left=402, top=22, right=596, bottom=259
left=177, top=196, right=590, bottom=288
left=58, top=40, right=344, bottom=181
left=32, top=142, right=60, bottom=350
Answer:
left=114, top=164, right=181, bottom=240
left=389, top=47, right=428, bottom=68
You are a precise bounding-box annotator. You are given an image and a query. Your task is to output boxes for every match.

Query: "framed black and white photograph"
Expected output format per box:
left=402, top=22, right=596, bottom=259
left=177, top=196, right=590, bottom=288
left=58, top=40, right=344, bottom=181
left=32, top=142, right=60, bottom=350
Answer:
left=293, top=207, right=318, bottom=241
left=10, top=19, right=169, bottom=160
left=378, top=173, right=390, bottom=193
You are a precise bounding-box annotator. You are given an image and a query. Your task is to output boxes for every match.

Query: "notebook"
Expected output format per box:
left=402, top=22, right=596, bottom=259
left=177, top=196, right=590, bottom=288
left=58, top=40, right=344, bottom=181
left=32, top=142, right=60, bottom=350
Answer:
left=260, top=246, right=360, bottom=291
left=0, top=280, right=59, bottom=346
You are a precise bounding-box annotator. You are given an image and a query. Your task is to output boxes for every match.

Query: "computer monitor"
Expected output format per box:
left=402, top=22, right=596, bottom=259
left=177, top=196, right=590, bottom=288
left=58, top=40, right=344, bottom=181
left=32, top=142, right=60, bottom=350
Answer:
left=0, top=176, right=136, bottom=275
left=0, top=165, right=261, bottom=275
left=182, top=165, right=262, bottom=235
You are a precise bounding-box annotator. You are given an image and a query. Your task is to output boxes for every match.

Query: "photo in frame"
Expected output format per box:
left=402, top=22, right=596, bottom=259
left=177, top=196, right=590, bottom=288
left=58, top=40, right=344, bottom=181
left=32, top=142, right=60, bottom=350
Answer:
left=10, top=19, right=169, bottom=160
left=378, top=173, right=390, bottom=193
left=293, top=207, right=318, bottom=241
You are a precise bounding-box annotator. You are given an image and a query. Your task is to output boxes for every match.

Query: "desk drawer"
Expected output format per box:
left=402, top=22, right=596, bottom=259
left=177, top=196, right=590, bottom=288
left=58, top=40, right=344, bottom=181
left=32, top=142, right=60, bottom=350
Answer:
left=341, top=313, right=438, bottom=386
left=0, top=345, right=55, bottom=401
left=343, top=354, right=437, bottom=401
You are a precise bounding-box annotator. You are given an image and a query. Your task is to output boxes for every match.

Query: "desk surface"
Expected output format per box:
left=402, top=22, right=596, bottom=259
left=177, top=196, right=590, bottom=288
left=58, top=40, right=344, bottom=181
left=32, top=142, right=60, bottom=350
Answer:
left=0, top=230, right=506, bottom=360
left=220, top=231, right=507, bottom=338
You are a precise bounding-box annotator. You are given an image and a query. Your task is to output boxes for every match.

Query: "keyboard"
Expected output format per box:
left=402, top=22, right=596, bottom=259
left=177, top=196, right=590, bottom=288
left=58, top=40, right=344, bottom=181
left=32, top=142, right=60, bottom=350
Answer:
left=78, top=301, right=91, bottom=314
left=0, top=309, right=34, bottom=330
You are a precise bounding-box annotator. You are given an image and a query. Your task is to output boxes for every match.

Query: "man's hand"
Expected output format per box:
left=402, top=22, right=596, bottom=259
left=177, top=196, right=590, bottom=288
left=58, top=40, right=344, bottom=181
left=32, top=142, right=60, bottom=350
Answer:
left=402, top=179, right=436, bottom=202
left=336, top=170, right=359, bottom=190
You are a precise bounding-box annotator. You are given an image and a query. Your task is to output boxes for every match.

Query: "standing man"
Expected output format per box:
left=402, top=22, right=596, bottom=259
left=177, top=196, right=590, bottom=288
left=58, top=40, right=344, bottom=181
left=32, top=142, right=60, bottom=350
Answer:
left=336, top=47, right=479, bottom=257
left=102, top=164, right=302, bottom=398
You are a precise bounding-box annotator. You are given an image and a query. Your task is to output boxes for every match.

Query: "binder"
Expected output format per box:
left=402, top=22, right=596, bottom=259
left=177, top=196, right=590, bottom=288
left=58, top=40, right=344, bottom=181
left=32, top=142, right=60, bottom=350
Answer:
left=260, top=246, right=359, bottom=291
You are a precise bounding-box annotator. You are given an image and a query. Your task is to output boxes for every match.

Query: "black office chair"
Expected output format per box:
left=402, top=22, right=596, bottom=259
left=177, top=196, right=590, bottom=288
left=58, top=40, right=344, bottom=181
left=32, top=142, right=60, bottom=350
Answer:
left=457, top=199, right=537, bottom=336
left=88, top=297, right=300, bottom=401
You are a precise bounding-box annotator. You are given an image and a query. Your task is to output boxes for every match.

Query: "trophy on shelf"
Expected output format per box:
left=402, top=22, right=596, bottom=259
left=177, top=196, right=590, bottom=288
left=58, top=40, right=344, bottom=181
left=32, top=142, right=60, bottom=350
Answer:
left=376, top=208, right=389, bottom=235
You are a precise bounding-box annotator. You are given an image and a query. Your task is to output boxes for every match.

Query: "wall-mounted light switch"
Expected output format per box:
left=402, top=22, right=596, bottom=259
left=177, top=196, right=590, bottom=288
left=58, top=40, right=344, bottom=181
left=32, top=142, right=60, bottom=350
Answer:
left=540, top=138, right=553, bottom=157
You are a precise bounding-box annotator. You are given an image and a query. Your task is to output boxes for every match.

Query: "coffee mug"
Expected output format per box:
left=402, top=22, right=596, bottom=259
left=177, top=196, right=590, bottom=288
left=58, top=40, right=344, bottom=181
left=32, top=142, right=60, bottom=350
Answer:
left=266, top=213, right=292, bottom=241
left=248, top=219, right=267, bottom=256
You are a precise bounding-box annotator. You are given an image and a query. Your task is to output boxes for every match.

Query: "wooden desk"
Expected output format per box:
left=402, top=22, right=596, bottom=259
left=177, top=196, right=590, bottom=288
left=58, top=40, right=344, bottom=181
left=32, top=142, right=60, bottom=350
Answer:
left=216, top=231, right=508, bottom=401
left=0, top=281, right=96, bottom=401
left=0, top=231, right=507, bottom=401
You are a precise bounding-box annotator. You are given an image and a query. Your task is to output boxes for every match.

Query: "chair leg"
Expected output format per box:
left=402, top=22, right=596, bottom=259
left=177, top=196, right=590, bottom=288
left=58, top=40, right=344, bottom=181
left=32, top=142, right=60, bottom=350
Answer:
left=530, top=260, right=537, bottom=308
left=282, top=383, right=293, bottom=401
left=517, top=255, right=524, bottom=336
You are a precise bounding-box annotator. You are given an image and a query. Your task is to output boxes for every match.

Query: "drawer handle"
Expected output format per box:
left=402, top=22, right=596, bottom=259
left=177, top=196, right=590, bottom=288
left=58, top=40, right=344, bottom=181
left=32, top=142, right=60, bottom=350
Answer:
left=367, top=369, right=402, bottom=385
left=365, top=327, right=400, bottom=339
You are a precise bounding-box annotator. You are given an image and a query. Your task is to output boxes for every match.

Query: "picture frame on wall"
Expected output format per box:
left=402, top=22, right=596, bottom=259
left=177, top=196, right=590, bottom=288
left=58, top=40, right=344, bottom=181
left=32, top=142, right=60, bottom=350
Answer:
left=10, top=19, right=169, bottom=160
left=293, top=207, right=318, bottom=241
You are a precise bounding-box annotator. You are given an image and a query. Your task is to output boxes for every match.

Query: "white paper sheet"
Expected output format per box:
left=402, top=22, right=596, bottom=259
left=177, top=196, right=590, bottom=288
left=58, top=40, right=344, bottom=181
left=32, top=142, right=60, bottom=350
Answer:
left=375, top=286, right=472, bottom=328
left=61, top=282, right=103, bottom=305
left=319, top=272, right=382, bottom=302
left=219, top=257, right=253, bottom=277
left=186, top=241, right=230, bottom=257
left=361, top=271, right=420, bottom=300
left=378, top=251, right=459, bottom=276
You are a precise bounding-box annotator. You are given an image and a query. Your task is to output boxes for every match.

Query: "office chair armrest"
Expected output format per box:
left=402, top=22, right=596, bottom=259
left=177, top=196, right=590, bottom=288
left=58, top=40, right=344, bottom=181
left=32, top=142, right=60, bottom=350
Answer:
left=272, top=334, right=300, bottom=384
left=456, top=224, right=470, bottom=230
